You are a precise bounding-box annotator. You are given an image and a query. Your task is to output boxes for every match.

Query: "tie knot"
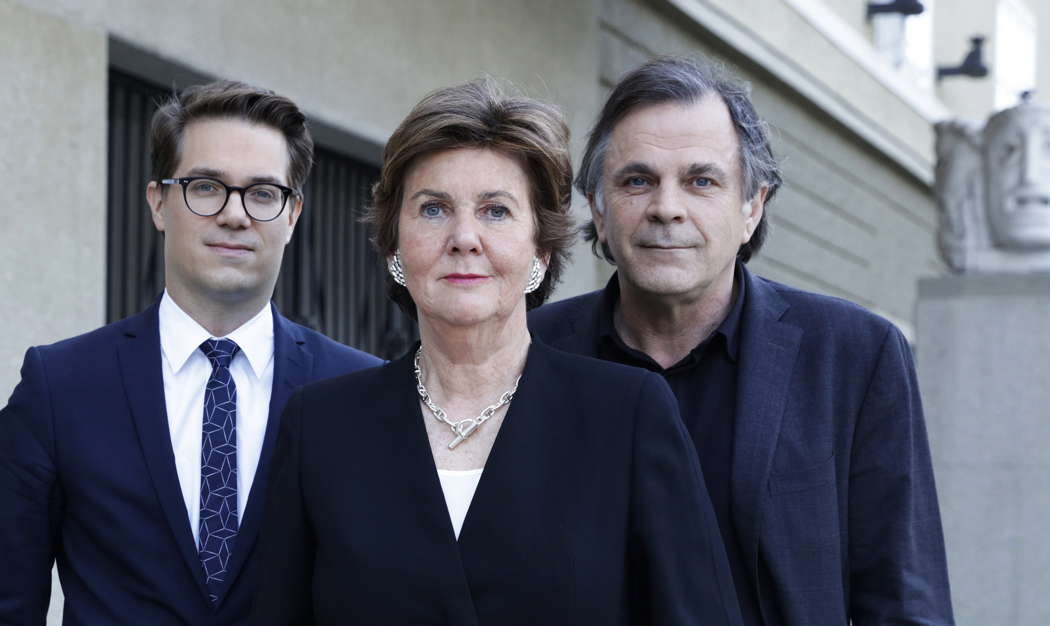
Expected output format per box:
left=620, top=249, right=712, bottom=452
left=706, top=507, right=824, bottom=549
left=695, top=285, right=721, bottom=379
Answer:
left=200, top=338, right=240, bottom=369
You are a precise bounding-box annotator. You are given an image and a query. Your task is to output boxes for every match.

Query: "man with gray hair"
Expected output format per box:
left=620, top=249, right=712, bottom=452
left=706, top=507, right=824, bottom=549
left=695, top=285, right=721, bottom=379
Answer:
left=530, top=56, right=954, bottom=624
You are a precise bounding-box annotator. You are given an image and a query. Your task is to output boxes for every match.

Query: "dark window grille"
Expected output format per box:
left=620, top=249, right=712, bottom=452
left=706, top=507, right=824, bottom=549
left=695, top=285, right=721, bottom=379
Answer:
left=106, top=69, right=415, bottom=359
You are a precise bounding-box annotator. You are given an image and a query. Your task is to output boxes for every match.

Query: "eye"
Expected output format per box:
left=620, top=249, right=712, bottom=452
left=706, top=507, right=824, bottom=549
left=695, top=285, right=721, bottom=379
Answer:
left=248, top=186, right=278, bottom=202
left=484, top=205, right=509, bottom=220
left=188, top=179, right=222, bottom=194
left=421, top=202, right=445, bottom=218
left=624, top=176, right=649, bottom=188
left=691, top=177, right=713, bottom=188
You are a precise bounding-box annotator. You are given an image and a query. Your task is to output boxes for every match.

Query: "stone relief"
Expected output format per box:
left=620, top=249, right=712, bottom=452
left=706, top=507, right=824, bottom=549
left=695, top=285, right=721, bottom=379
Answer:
left=934, top=98, right=1050, bottom=273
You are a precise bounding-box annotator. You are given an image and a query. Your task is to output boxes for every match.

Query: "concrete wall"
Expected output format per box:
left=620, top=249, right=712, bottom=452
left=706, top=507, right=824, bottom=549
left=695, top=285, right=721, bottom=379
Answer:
left=919, top=274, right=1050, bottom=624
left=602, top=0, right=942, bottom=334
left=0, top=0, right=107, bottom=401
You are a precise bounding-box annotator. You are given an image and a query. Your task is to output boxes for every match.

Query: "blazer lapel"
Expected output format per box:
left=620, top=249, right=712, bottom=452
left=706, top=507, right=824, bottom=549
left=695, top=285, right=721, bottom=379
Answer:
left=117, top=303, right=212, bottom=602
left=542, top=293, right=604, bottom=358
left=216, top=306, right=312, bottom=604
left=731, top=269, right=802, bottom=576
left=456, top=342, right=576, bottom=615
left=387, top=348, right=484, bottom=625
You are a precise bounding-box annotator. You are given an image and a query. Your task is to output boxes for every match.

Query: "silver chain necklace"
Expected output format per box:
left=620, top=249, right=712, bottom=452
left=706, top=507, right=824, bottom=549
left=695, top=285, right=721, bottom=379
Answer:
left=413, top=346, right=522, bottom=450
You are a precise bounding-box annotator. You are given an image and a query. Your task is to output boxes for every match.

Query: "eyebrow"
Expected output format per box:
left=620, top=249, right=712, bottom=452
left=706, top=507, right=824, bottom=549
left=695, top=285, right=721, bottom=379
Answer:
left=611, top=161, right=730, bottom=183
left=477, top=190, right=518, bottom=204
left=409, top=189, right=452, bottom=202
left=408, top=189, right=519, bottom=204
left=610, top=162, right=659, bottom=180
left=682, top=163, right=729, bottom=182
left=183, top=167, right=286, bottom=186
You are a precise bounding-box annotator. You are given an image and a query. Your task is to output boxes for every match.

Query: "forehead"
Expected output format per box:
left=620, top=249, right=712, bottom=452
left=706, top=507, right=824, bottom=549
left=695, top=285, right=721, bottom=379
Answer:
left=177, top=117, right=290, bottom=182
left=403, top=147, right=530, bottom=195
left=605, top=96, right=740, bottom=172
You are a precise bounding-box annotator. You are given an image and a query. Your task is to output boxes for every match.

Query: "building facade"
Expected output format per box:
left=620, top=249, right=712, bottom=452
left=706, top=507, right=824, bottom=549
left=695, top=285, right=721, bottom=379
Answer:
left=1, top=0, right=1040, bottom=621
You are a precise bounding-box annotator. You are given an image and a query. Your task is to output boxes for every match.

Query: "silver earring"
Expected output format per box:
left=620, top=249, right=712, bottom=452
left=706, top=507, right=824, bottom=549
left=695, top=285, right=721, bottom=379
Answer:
left=524, top=257, right=543, bottom=294
left=388, top=249, right=406, bottom=286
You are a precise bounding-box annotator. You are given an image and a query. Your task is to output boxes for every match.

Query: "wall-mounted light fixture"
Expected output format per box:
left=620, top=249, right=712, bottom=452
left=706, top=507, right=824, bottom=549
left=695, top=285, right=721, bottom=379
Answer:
left=937, top=36, right=990, bottom=81
left=866, top=0, right=925, bottom=19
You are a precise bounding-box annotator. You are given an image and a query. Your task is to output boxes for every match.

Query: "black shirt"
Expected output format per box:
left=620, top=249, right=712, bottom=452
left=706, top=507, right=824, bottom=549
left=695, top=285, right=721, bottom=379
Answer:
left=594, top=267, right=768, bottom=626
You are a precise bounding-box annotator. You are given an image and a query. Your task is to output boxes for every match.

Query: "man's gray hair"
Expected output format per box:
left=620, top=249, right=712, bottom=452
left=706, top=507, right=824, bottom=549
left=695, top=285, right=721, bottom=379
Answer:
left=578, top=55, right=782, bottom=263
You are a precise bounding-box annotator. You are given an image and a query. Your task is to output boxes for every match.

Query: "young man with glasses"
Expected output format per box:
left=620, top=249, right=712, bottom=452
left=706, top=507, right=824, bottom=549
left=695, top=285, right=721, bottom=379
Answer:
left=0, top=81, right=381, bottom=624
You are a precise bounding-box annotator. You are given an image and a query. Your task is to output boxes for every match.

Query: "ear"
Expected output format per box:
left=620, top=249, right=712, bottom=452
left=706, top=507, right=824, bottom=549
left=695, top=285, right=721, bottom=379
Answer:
left=284, top=195, right=304, bottom=244
left=146, top=180, right=166, bottom=233
left=588, top=194, right=607, bottom=243
left=741, top=184, right=768, bottom=243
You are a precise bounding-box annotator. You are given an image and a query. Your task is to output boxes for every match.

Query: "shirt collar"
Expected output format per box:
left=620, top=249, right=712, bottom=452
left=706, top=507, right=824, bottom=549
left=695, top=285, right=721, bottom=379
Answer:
left=597, top=261, right=746, bottom=363
left=159, top=290, right=274, bottom=378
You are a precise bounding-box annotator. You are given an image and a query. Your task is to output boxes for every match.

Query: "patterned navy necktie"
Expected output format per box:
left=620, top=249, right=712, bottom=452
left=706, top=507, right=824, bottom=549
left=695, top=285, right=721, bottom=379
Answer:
left=198, top=338, right=240, bottom=602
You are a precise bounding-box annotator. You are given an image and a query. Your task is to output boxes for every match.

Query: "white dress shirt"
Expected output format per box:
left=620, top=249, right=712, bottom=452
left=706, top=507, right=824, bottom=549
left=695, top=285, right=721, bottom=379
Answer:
left=436, top=468, right=483, bottom=539
left=159, top=291, right=274, bottom=546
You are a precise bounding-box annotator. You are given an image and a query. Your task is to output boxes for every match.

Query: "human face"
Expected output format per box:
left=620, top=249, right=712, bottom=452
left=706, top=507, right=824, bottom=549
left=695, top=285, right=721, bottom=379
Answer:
left=594, top=97, right=764, bottom=302
left=396, top=148, right=543, bottom=328
left=984, top=105, right=1050, bottom=248
left=146, top=118, right=302, bottom=307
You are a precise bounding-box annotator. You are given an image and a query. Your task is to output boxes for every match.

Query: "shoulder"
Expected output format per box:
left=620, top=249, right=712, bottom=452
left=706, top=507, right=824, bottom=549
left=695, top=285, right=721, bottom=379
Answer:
left=528, top=341, right=672, bottom=410
left=528, top=290, right=602, bottom=340
left=278, top=317, right=384, bottom=371
left=293, top=356, right=400, bottom=405
left=28, top=312, right=147, bottom=365
left=752, top=273, right=900, bottom=347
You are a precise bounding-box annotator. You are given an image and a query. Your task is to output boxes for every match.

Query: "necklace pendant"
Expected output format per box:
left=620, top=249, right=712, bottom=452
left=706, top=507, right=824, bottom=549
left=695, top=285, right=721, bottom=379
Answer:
left=448, top=418, right=479, bottom=450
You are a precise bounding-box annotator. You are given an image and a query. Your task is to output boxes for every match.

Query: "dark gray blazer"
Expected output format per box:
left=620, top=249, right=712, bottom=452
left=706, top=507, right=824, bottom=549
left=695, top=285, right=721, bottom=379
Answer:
left=528, top=266, right=954, bottom=625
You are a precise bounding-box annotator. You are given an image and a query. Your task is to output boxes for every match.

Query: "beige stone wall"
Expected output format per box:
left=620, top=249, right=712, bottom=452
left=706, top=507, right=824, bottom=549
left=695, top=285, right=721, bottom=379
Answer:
left=0, top=0, right=107, bottom=400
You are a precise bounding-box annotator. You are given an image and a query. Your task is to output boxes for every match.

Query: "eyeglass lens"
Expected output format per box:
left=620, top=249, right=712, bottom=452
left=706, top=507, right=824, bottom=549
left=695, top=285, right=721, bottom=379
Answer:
left=184, top=178, right=286, bottom=221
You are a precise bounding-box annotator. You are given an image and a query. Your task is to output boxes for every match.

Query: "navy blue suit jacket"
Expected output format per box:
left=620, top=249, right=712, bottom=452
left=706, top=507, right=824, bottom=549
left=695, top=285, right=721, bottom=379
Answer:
left=0, top=302, right=381, bottom=625
left=251, top=340, right=744, bottom=626
left=528, top=266, right=954, bottom=625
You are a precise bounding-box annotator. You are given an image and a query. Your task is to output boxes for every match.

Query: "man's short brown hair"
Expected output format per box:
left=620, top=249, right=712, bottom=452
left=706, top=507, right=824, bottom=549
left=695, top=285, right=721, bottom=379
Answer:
left=367, top=78, right=575, bottom=314
left=149, top=80, right=314, bottom=191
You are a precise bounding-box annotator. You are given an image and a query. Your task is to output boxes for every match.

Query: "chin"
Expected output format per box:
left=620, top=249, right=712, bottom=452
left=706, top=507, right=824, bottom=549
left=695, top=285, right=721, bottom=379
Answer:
left=200, top=272, right=265, bottom=301
left=627, top=267, right=706, bottom=296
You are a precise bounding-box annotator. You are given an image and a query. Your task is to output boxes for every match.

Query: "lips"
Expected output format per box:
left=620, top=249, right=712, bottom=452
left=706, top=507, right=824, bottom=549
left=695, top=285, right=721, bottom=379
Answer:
left=443, top=273, right=489, bottom=284
left=638, top=243, right=697, bottom=250
left=206, top=241, right=254, bottom=257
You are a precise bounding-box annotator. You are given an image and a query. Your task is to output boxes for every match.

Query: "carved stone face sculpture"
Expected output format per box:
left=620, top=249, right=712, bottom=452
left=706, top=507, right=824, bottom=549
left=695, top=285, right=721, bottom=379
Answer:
left=983, top=103, right=1050, bottom=249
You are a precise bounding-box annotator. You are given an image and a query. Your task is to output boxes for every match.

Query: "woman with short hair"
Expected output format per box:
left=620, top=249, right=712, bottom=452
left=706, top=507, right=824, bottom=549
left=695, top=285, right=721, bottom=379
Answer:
left=251, top=78, right=742, bottom=626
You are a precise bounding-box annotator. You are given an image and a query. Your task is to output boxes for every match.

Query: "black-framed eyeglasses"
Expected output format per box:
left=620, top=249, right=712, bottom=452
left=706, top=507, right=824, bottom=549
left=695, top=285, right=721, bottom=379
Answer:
left=159, top=176, right=298, bottom=222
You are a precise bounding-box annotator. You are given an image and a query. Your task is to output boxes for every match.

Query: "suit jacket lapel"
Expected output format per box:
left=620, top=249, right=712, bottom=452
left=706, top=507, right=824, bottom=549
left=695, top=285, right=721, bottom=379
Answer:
left=731, top=269, right=802, bottom=575
left=386, top=348, right=483, bottom=625
left=217, top=306, right=312, bottom=604
left=543, top=294, right=604, bottom=358
left=117, top=303, right=212, bottom=602
left=456, top=342, right=575, bottom=615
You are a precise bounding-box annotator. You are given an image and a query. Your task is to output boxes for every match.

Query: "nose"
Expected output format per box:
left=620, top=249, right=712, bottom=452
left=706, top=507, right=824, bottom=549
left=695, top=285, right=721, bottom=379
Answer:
left=215, top=190, right=252, bottom=228
left=1020, top=131, right=1039, bottom=187
left=447, top=211, right=483, bottom=254
left=644, top=183, right=687, bottom=224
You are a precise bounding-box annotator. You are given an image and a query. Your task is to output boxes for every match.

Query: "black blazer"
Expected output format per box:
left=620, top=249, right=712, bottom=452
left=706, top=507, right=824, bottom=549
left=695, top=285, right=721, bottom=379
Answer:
left=251, top=340, right=744, bottom=625
left=528, top=266, right=954, bottom=625
left=0, top=302, right=381, bottom=625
